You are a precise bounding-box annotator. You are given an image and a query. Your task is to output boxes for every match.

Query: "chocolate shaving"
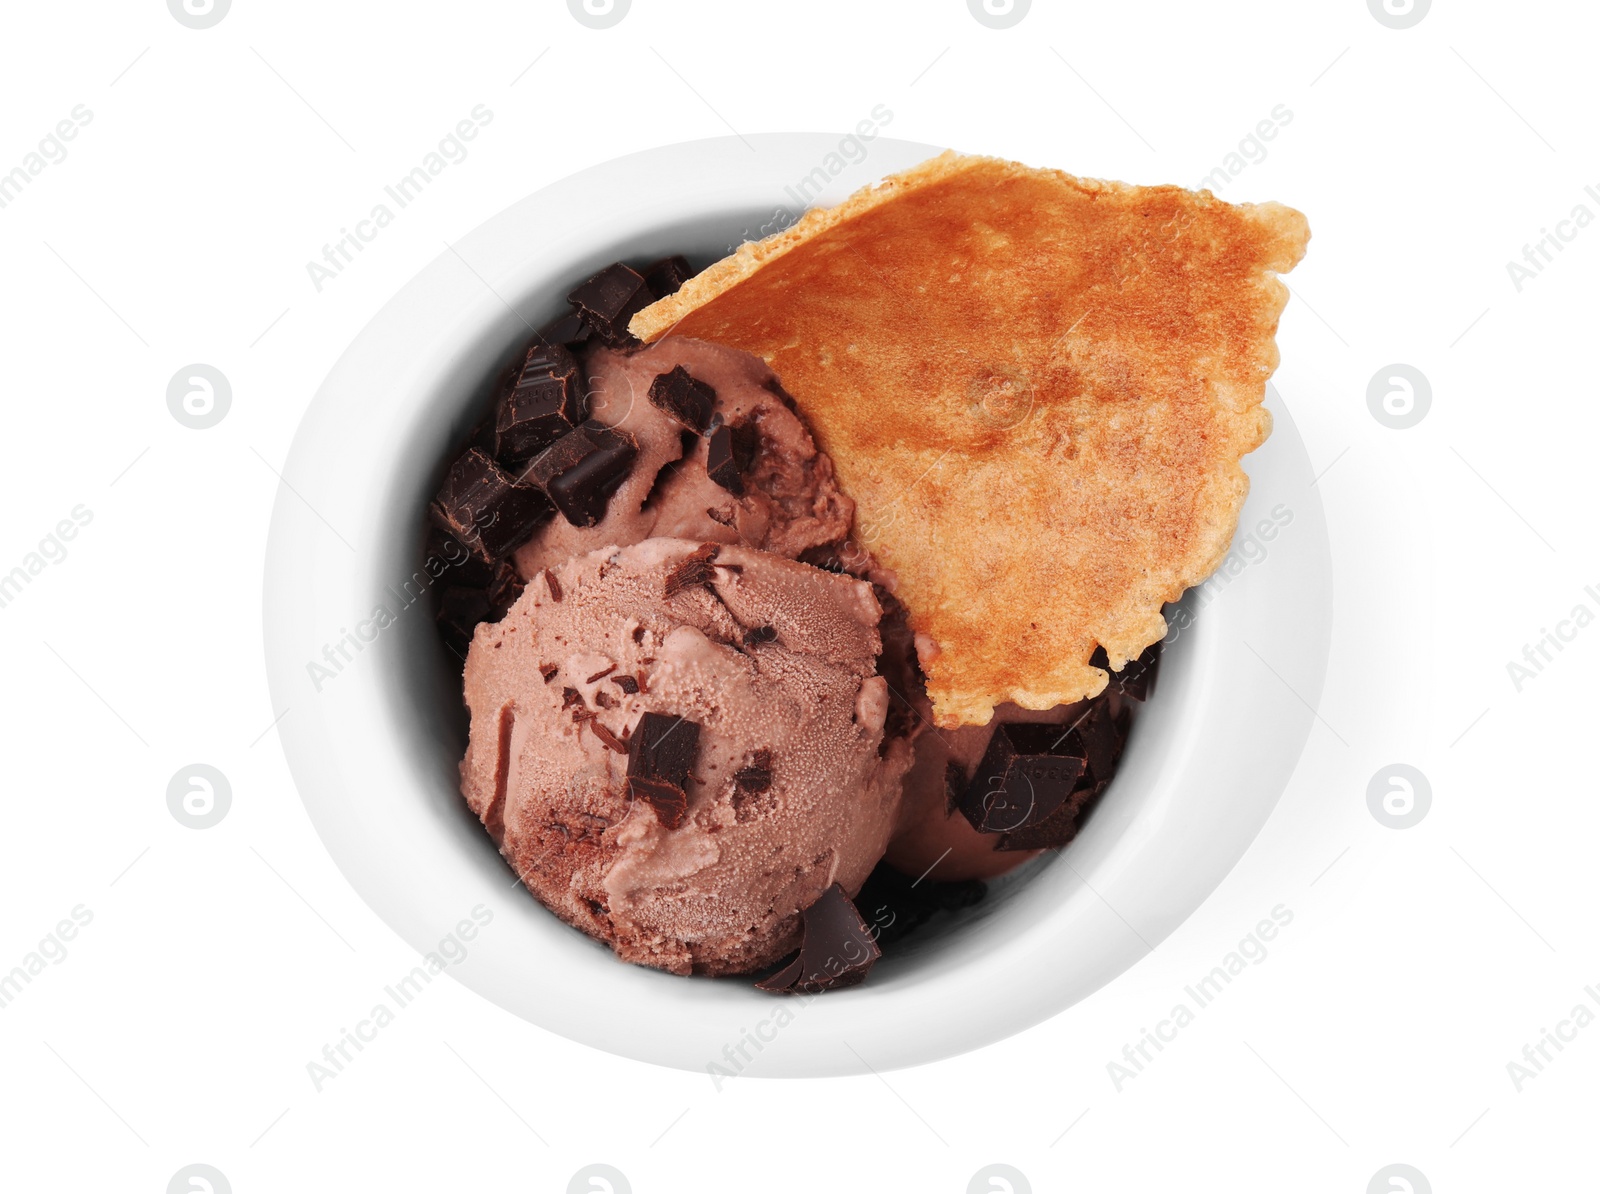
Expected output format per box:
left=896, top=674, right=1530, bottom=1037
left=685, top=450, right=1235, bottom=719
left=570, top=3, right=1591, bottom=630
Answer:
left=634, top=669, right=650, bottom=694
left=540, top=663, right=559, bottom=683
left=585, top=663, right=617, bottom=684
left=590, top=720, right=629, bottom=755
left=755, top=884, right=881, bottom=994
left=594, top=690, right=617, bottom=710
left=562, top=686, right=585, bottom=709
left=663, top=543, right=721, bottom=598
left=705, top=504, right=736, bottom=527
left=544, top=568, right=563, bottom=602
left=613, top=674, right=640, bottom=694
left=734, top=749, right=773, bottom=793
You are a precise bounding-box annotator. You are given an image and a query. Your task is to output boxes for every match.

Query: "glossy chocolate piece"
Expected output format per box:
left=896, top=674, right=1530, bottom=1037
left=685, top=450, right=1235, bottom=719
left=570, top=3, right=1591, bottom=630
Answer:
left=626, top=712, right=701, bottom=829
left=429, top=448, right=553, bottom=562
left=648, top=365, right=716, bottom=433
left=568, top=262, right=652, bottom=346
left=1090, top=641, right=1162, bottom=701
left=642, top=255, right=694, bottom=298
left=495, top=341, right=584, bottom=468
left=756, top=884, right=881, bottom=993
left=958, top=722, right=1087, bottom=834
left=522, top=421, right=639, bottom=528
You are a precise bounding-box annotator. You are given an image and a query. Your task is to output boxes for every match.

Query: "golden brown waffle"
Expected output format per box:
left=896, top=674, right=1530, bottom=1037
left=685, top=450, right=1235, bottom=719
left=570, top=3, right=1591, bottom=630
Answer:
left=633, top=152, right=1309, bottom=726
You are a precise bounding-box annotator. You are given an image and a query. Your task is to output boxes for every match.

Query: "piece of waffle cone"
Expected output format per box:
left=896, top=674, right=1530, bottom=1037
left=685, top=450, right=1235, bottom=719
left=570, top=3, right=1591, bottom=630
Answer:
left=633, top=152, right=1309, bottom=727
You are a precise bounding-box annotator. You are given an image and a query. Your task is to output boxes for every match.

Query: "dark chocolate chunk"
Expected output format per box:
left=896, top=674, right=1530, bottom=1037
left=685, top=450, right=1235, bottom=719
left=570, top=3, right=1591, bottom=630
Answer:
left=647, top=366, right=716, bottom=433
left=742, top=624, right=777, bottom=647
left=436, top=586, right=490, bottom=656
left=706, top=421, right=743, bottom=495
left=522, top=421, right=638, bottom=528
left=613, top=674, right=640, bottom=695
left=425, top=528, right=492, bottom=587
left=495, top=341, right=584, bottom=468
left=730, top=422, right=760, bottom=472
left=958, top=723, right=1087, bottom=834
left=466, top=414, right=498, bottom=457
left=1058, top=700, right=1119, bottom=787
left=995, top=784, right=1101, bottom=852
left=642, top=255, right=694, bottom=298
left=734, top=749, right=773, bottom=793
left=430, top=448, right=553, bottom=562
left=540, top=663, right=559, bottom=683
left=853, top=862, right=986, bottom=951
left=625, top=712, right=701, bottom=829
left=996, top=698, right=1134, bottom=850
left=568, top=262, right=652, bottom=346
left=706, top=420, right=760, bottom=497
left=663, top=543, right=720, bottom=598
left=755, top=884, right=881, bottom=994
left=627, top=712, right=699, bottom=786
left=484, top=559, right=525, bottom=619
left=1090, top=642, right=1162, bottom=701
left=538, top=309, right=591, bottom=350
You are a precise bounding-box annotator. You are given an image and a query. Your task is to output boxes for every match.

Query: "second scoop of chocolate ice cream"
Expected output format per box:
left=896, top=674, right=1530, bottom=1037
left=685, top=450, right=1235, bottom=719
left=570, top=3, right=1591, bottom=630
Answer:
left=512, top=337, right=854, bottom=578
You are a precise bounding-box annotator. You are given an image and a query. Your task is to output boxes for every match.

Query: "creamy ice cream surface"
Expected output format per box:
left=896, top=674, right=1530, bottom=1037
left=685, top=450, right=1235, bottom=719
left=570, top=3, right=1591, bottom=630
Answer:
left=460, top=539, right=913, bottom=975
left=512, top=337, right=853, bottom=578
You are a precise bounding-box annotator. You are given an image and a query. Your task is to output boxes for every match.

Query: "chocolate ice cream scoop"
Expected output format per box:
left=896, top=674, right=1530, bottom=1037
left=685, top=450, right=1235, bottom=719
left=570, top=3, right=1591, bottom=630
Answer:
left=512, top=337, right=854, bottom=578
left=459, top=539, right=913, bottom=976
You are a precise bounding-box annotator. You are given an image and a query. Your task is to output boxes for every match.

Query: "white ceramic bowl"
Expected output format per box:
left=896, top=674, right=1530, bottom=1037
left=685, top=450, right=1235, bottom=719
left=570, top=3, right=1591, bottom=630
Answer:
left=263, top=134, right=1332, bottom=1077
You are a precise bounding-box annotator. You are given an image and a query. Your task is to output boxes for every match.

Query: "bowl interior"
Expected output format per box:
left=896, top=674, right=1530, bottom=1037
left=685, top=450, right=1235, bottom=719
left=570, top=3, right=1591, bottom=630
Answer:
left=264, top=135, right=1332, bottom=1076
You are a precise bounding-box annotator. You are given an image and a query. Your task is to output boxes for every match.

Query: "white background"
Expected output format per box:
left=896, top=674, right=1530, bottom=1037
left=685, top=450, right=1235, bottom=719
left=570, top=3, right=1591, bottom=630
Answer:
left=1, top=1, right=1595, bottom=1191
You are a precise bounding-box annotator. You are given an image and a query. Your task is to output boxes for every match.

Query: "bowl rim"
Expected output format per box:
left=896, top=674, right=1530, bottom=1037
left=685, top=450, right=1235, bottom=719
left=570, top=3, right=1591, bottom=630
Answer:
left=262, top=133, right=1333, bottom=1078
